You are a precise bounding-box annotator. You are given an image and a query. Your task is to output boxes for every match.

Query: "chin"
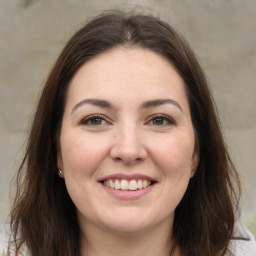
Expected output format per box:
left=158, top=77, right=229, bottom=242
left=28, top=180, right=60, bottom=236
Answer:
left=98, top=212, right=161, bottom=235
left=104, top=221, right=152, bottom=234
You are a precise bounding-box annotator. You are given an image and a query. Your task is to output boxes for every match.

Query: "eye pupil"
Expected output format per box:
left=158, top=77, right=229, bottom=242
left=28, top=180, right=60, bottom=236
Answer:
left=153, top=118, right=164, bottom=125
left=91, top=118, right=102, bottom=125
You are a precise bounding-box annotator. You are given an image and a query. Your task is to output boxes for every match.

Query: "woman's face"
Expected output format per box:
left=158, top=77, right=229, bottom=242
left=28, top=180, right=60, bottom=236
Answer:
left=58, top=48, right=198, bottom=235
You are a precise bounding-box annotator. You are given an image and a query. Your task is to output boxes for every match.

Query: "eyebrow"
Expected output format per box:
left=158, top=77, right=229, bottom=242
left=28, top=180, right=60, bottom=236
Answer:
left=141, top=99, right=183, bottom=112
left=71, top=98, right=183, bottom=113
left=71, top=99, right=113, bottom=113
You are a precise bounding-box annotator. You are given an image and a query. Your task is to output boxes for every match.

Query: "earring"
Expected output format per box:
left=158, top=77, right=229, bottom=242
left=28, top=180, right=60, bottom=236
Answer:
left=58, top=169, right=63, bottom=177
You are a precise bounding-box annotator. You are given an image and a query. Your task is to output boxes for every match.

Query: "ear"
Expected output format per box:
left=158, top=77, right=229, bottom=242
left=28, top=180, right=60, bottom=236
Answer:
left=190, top=149, right=199, bottom=178
left=57, top=150, right=64, bottom=171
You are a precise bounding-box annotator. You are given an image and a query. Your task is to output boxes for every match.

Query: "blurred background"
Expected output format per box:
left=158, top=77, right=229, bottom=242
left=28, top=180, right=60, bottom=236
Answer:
left=0, top=0, right=255, bottom=251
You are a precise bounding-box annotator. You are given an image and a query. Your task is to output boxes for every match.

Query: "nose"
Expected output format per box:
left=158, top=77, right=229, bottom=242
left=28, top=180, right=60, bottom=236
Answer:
left=110, top=124, right=147, bottom=165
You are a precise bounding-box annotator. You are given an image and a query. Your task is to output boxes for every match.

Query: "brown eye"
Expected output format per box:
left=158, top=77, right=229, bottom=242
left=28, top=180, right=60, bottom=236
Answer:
left=152, top=117, right=165, bottom=125
left=149, top=115, right=175, bottom=126
left=89, top=117, right=104, bottom=125
left=80, top=115, right=108, bottom=126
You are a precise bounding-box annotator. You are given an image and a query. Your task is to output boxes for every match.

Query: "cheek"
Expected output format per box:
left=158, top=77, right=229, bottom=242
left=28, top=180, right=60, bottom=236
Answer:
left=150, top=133, right=195, bottom=174
left=60, top=134, right=108, bottom=176
left=152, top=135, right=195, bottom=212
left=60, top=135, right=108, bottom=208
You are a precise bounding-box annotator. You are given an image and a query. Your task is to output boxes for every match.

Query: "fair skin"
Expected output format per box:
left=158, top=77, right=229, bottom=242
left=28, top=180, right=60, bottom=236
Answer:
left=58, top=47, right=198, bottom=256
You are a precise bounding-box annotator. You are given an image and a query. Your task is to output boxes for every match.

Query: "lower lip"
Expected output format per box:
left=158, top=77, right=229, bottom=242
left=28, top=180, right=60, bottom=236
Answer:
left=100, top=183, right=155, bottom=200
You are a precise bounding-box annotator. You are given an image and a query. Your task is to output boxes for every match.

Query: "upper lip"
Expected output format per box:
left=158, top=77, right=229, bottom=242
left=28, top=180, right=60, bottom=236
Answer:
left=98, top=173, right=157, bottom=182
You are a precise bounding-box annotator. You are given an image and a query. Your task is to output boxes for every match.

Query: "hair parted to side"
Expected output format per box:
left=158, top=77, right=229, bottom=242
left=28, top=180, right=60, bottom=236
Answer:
left=8, top=10, right=242, bottom=256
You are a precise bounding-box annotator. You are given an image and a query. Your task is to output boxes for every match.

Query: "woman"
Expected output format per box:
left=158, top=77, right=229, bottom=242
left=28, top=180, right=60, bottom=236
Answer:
left=8, top=11, right=255, bottom=256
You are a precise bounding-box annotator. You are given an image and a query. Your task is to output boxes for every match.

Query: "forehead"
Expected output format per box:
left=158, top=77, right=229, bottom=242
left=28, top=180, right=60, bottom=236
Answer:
left=66, top=47, right=189, bottom=112
left=71, top=47, right=179, bottom=82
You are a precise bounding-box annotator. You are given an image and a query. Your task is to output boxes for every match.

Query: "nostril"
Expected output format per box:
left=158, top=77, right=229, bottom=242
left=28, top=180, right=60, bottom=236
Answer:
left=109, top=136, right=147, bottom=163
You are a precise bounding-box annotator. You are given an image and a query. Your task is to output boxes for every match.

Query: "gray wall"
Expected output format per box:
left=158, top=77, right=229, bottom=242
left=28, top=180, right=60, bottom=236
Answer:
left=1, top=0, right=255, bottom=247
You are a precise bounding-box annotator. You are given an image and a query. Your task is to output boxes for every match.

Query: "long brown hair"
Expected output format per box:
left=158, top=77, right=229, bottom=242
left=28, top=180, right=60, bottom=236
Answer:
left=8, top=10, right=242, bottom=256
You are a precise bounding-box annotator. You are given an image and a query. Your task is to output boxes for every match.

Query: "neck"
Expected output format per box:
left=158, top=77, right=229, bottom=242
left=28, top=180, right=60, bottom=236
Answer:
left=79, top=217, right=179, bottom=256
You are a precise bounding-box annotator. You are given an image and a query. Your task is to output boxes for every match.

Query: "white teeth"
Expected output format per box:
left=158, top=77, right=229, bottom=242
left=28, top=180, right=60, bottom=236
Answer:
left=114, top=179, right=120, bottom=189
left=103, top=179, right=152, bottom=191
left=128, top=179, right=137, bottom=191
left=120, top=179, right=129, bottom=190
left=137, top=179, right=143, bottom=189
left=142, top=180, right=147, bottom=188
left=109, top=179, right=115, bottom=189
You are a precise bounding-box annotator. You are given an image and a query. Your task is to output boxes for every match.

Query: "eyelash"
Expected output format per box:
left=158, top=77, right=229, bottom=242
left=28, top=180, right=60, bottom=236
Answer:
left=79, top=114, right=175, bottom=127
left=146, top=114, right=176, bottom=126
left=79, top=114, right=109, bottom=126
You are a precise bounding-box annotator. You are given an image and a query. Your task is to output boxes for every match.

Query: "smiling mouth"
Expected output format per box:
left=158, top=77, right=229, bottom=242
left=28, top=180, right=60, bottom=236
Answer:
left=101, top=179, right=155, bottom=191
